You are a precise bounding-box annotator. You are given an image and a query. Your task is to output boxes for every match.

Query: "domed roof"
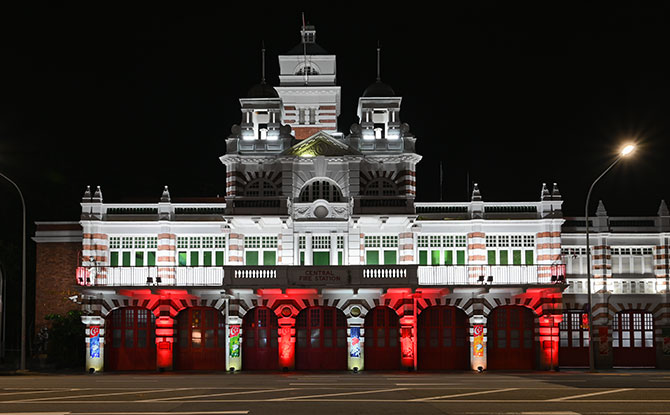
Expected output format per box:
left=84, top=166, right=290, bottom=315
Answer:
left=247, top=82, right=279, bottom=99
left=362, top=80, right=395, bottom=98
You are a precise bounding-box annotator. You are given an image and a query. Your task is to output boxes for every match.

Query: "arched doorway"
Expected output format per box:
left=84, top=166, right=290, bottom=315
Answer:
left=242, top=307, right=279, bottom=370
left=105, top=307, right=156, bottom=371
left=364, top=307, right=400, bottom=370
left=295, top=306, right=347, bottom=370
left=417, top=306, right=469, bottom=370
left=613, top=310, right=655, bottom=367
left=487, top=306, right=536, bottom=370
left=559, top=310, right=589, bottom=367
left=175, top=307, right=226, bottom=370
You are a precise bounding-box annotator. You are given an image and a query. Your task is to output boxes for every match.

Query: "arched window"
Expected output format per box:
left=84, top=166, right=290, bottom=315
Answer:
left=296, top=66, right=319, bottom=76
left=299, top=180, right=343, bottom=203
left=244, top=179, right=278, bottom=197
left=364, top=178, right=398, bottom=197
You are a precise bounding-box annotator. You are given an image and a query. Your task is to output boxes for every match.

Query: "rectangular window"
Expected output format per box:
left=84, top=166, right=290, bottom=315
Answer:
left=203, top=251, right=212, bottom=266
left=417, top=236, right=429, bottom=248
left=246, top=251, right=259, bottom=265
left=499, top=250, right=508, bottom=265
left=147, top=251, right=156, bottom=266
left=313, top=252, right=329, bottom=265
left=487, top=250, right=496, bottom=265
left=135, top=251, right=144, bottom=267
left=513, top=250, right=522, bottom=265
left=364, top=236, right=381, bottom=248
left=122, top=252, right=131, bottom=267
left=190, top=251, right=199, bottom=266
left=338, top=251, right=343, bottom=265
left=366, top=251, right=379, bottom=265
left=419, top=251, right=428, bottom=265
left=444, top=250, right=453, bottom=265
left=525, top=250, right=534, bottom=265
left=457, top=250, right=465, bottom=265
left=110, top=252, right=119, bottom=267
left=300, top=251, right=305, bottom=265
left=384, top=250, right=397, bottom=265
left=109, top=237, right=120, bottom=249
left=178, top=252, right=187, bottom=266
left=431, top=250, right=440, bottom=265
left=215, top=251, right=225, bottom=266
left=263, top=251, right=276, bottom=265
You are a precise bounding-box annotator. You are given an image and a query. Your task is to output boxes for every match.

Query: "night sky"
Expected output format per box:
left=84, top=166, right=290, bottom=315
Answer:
left=1, top=5, right=670, bottom=350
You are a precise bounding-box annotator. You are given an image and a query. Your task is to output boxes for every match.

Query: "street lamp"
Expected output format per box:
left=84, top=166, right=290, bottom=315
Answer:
left=585, top=143, right=636, bottom=372
left=0, top=172, right=26, bottom=371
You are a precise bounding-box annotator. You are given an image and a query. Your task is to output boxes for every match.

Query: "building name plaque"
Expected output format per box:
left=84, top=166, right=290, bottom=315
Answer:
left=290, top=267, right=349, bottom=285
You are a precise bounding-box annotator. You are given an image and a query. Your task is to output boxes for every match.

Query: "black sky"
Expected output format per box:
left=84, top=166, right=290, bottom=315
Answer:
left=1, top=4, right=670, bottom=224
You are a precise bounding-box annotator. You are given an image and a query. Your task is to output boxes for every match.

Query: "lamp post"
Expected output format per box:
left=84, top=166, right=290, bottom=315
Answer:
left=0, top=172, right=26, bottom=371
left=585, top=144, right=635, bottom=372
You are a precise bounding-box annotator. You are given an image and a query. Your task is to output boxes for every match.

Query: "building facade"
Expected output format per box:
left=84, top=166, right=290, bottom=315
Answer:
left=33, top=25, right=670, bottom=372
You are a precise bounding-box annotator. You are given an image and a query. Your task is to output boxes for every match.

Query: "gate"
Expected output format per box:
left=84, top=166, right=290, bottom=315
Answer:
left=175, top=307, right=226, bottom=370
left=364, top=307, right=400, bottom=370
left=417, top=306, right=469, bottom=370
left=558, top=311, right=589, bottom=367
left=105, top=307, right=156, bottom=371
left=295, top=307, right=347, bottom=370
left=487, top=306, right=535, bottom=370
left=242, top=307, right=279, bottom=370
left=613, top=311, right=655, bottom=367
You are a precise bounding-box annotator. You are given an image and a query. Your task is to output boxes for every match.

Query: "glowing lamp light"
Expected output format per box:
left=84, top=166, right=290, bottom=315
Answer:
left=620, top=144, right=635, bottom=156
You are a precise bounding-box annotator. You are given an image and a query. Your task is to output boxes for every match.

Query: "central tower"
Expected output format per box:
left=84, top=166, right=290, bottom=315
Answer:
left=275, top=24, right=341, bottom=140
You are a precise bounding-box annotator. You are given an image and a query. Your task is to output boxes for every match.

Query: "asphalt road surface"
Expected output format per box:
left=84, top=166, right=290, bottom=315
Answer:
left=1, top=370, right=670, bottom=414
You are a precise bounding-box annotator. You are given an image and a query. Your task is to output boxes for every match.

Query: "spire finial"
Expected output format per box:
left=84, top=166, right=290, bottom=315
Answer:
left=596, top=200, right=608, bottom=217
left=161, top=185, right=171, bottom=203
left=261, top=40, right=266, bottom=84
left=659, top=200, right=669, bottom=216
left=376, top=40, right=381, bottom=82
left=541, top=182, right=550, bottom=200
left=471, top=183, right=482, bottom=201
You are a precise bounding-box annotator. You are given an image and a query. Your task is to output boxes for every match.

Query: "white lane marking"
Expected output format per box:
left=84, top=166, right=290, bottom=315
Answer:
left=547, top=388, right=632, bottom=401
left=7, top=387, right=194, bottom=403
left=268, top=387, right=409, bottom=401
left=410, top=387, right=520, bottom=402
left=0, top=388, right=84, bottom=397
left=140, top=387, right=299, bottom=402
left=288, top=382, right=378, bottom=386
left=395, top=383, right=456, bottom=386
left=74, top=412, right=249, bottom=415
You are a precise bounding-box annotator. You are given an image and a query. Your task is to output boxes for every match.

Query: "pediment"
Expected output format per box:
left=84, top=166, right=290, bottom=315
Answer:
left=281, top=131, right=361, bottom=157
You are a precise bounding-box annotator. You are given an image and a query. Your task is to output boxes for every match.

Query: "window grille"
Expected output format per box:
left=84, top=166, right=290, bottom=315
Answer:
left=364, top=236, right=381, bottom=248
left=313, top=236, right=330, bottom=250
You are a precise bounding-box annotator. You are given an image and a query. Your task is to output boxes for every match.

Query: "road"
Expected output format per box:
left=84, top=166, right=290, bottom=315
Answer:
left=1, top=370, right=670, bottom=414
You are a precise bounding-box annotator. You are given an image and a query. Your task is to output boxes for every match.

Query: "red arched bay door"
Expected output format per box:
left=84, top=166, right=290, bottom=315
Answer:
left=105, top=307, right=156, bottom=371
left=175, top=307, right=226, bottom=370
left=364, top=307, right=400, bottom=370
left=243, top=307, right=278, bottom=370
left=613, top=311, right=655, bottom=367
left=296, top=307, right=347, bottom=370
left=417, top=306, right=469, bottom=370
left=559, top=311, right=589, bottom=367
left=488, top=306, right=535, bottom=370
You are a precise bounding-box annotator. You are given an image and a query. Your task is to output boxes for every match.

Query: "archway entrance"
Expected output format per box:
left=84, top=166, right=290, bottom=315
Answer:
left=242, top=307, right=279, bottom=370
left=105, top=307, right=156, bottom=371
left=487, top=306, right=536, bottom=370
left=364, top=307, right=400, bottom=370
left=558, top=311, right=589, bottom=367
left=295, top=306, right=347, bottom=370
left=175, top=307, right=226, bottom=370
left=613, top=310, right=655, bottom=367
left=417, top=306, right=469, bottom=370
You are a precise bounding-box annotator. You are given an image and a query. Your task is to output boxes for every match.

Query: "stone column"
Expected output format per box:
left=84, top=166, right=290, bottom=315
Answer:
left=155, top=302, right=175, bottom=371
left=330, top=231, right=338, bottom=265
left=81, top=315, right=105, bottom=373
left=226, top=316, right=242, bottom=371
left=305, top=232, right=313, bottom=265
left=347, top=315, right=364, bottom=371
left=469, top=315, right=487, bottom=371
left=278, top=315, right=296, bottom=370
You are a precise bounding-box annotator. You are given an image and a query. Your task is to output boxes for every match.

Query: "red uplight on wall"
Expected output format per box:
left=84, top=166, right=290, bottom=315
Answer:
left=278, top=326, right=294, bottom=369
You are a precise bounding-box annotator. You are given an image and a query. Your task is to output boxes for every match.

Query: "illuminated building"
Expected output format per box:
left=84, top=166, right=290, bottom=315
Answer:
left=33, top=24, right=670, bottom=372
